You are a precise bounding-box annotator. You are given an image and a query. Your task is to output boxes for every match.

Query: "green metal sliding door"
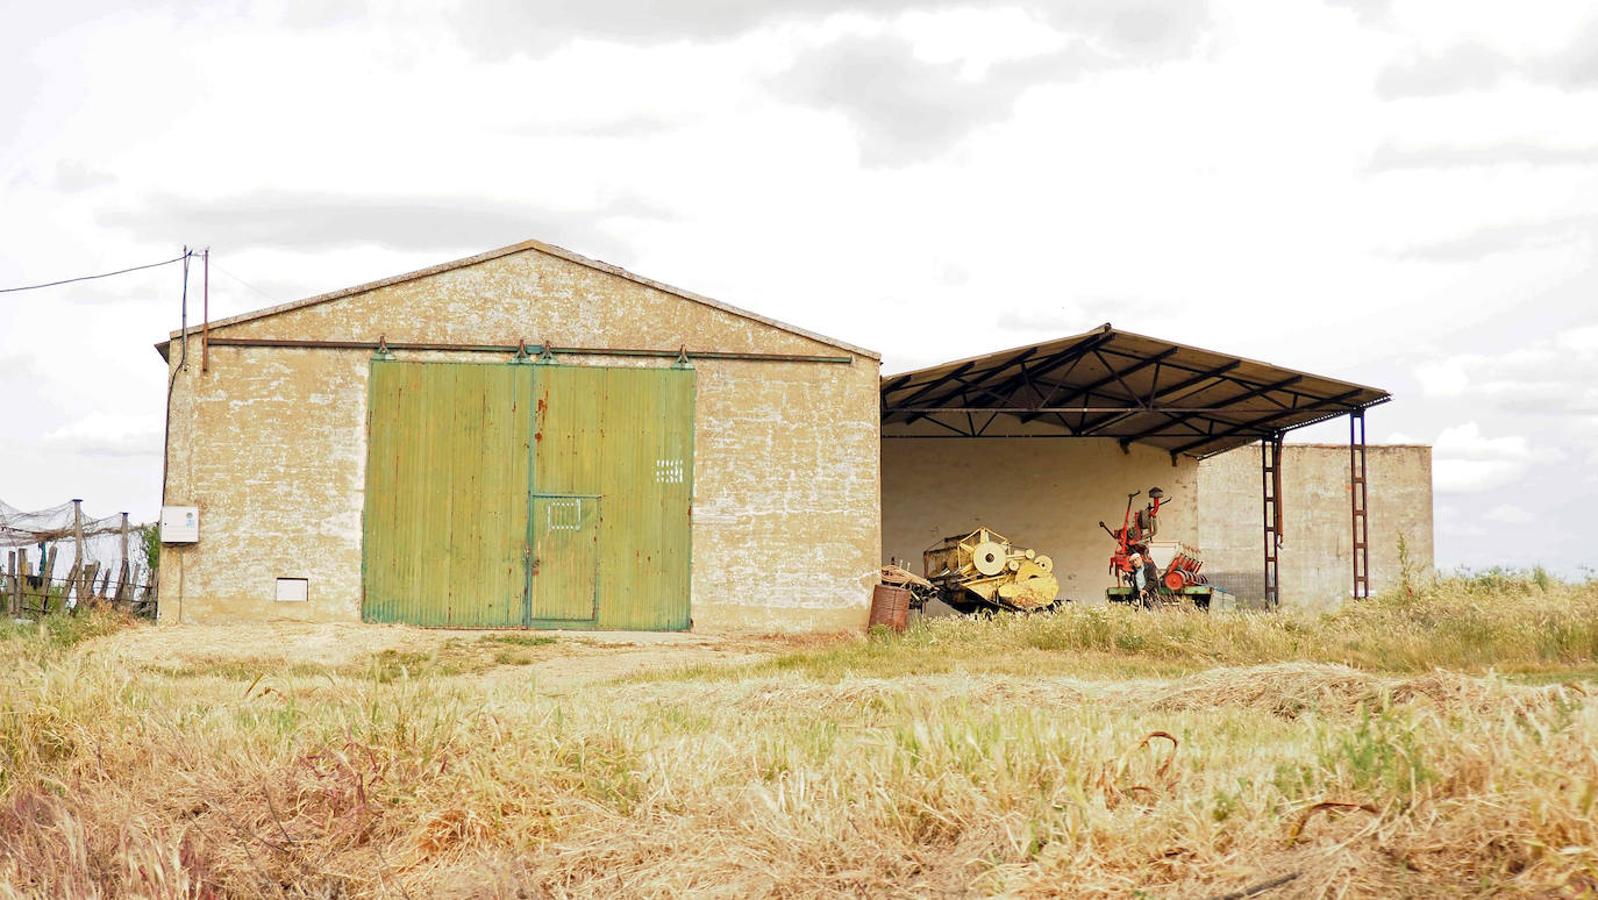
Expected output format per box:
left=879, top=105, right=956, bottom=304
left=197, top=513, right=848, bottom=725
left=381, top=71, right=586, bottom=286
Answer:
left=362, top=359, right=693, bottom=630
left=362, top=361, right=530, bottom=627
left=531, top=365, right=694, bottom=630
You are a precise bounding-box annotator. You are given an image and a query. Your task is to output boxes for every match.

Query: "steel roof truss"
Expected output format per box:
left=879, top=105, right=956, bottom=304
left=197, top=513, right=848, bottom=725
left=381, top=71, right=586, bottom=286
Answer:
left=1170, top=388, right=1366, bottom=455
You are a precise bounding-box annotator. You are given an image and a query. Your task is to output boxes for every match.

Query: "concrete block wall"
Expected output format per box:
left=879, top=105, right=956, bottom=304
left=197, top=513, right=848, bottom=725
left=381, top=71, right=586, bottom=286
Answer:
left=1198, top=443, right=1434, bottom=607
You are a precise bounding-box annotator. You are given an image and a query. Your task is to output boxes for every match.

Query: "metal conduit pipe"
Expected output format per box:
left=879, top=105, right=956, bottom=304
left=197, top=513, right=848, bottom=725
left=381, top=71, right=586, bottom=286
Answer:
left=182, top=337, right=856, bottom=364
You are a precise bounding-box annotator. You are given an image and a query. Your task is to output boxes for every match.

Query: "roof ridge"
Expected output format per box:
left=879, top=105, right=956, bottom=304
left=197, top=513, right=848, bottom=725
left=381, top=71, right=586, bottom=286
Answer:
left=167, top=238, right=880, bottom=360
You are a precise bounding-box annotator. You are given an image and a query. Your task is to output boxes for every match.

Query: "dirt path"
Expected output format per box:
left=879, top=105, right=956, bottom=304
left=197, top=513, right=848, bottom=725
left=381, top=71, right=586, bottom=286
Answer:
left=88, top=622, right=812, bottom=691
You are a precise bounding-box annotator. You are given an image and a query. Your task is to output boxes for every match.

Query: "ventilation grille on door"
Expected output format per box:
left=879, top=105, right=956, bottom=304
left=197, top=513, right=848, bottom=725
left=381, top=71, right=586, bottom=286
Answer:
left=545, top=498, right=584, bottom=531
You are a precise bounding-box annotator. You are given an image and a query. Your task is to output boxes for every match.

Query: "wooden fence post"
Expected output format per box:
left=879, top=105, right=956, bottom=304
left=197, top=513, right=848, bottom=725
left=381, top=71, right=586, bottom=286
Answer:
left=16, top=548, right=29, bottom=615
left=116, top=513, right=132, bottom=604
left=42, top=545, right=58, bottom=614
left=137, top=566, right=154, bottom=609
left=69, top=500, right=84, bottom=613
left=81, top=562, right=100, bottom=612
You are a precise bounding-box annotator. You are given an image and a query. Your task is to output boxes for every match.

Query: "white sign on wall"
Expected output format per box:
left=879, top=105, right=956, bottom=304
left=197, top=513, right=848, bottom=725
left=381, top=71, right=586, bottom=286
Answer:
left=159, top=506, right=199, bottom=543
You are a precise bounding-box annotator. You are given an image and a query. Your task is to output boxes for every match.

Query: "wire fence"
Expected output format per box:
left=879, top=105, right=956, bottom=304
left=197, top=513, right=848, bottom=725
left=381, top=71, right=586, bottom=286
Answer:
left=0, top=569, right=157, bottom=619
left=1, top=499, right=157, bottom=620
left=1204, top=570, right=1267, bottom=604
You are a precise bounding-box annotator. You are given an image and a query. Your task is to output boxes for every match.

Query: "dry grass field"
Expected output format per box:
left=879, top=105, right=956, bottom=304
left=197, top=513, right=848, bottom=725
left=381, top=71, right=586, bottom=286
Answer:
left=1, top=573, right=1595, bottom=898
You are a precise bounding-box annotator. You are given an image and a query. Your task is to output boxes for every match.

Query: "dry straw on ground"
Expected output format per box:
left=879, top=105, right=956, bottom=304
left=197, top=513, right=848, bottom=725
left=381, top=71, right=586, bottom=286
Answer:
left=0, top=573, right=1594, bottom=897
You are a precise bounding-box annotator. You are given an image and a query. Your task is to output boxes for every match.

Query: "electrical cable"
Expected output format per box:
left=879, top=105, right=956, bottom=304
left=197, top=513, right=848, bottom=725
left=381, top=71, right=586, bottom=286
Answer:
left=160, top=249, right=193, bottom=507
left=209, top=260, right=279, bottom=303
left=0, top=253, right=190, bottom=294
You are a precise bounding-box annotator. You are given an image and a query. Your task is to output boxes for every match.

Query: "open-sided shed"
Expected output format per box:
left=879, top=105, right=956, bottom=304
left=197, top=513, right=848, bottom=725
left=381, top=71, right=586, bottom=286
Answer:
left=880, top=324, right=1391, bottom=606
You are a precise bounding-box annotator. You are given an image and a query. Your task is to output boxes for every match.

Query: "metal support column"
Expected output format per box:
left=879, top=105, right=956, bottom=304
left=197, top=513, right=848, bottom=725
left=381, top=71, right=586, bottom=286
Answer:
left=1261, top=433, right=1284, bottom=608
left=1350, top=409, right=1370, bottom=599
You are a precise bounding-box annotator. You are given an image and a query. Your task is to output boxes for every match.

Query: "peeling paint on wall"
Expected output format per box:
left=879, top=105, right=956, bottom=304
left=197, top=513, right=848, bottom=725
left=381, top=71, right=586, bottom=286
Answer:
left=160, top=247, right=882, bottom=631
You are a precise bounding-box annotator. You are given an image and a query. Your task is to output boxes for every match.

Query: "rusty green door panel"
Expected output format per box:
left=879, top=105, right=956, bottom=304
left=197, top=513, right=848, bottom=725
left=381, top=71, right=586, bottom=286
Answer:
left=531, top=365, right=694, bottom=630
left=362, top=360, right=530, bottom=627
left=362, top=359, right=692, bottom=630
left=528, top=495, right=600, bottom=623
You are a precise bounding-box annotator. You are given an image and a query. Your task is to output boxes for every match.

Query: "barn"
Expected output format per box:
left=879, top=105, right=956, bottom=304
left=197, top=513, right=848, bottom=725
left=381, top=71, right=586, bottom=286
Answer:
left=157, top=239, right=1418, bottom=630
left=157, top=239, right=881, bottom=630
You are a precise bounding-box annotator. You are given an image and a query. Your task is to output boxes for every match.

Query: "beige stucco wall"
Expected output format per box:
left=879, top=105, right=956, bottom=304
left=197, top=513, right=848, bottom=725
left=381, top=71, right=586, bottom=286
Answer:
left=1198, top=444, right=1434, bottom=607
left=881, top=438, right=1199, bottom=604
left=159, top=246, right=881, bottom=631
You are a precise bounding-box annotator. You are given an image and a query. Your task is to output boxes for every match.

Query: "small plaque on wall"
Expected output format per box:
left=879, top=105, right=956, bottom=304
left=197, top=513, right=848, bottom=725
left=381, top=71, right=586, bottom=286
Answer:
left=160, top=506, right=199, bottom=543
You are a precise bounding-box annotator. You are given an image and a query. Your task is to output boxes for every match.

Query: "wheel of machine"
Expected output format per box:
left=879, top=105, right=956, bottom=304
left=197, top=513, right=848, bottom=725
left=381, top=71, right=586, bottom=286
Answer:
left=1034, top=555, right=1053, bottom=574
left=971, top=541, right=1007, bottom=576
left=1163, top=570, right=1187, bottom=592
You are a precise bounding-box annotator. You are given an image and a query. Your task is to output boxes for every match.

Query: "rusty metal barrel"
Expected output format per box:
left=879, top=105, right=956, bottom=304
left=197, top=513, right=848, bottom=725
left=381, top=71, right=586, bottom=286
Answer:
left=868, top=583, right=911, bottom=632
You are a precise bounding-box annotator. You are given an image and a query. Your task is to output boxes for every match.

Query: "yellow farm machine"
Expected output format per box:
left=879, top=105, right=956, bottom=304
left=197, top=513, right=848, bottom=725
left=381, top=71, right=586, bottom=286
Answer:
left=877, top=489, right=1222, bottom=617
left=916, top=527, right=1061, bottom=613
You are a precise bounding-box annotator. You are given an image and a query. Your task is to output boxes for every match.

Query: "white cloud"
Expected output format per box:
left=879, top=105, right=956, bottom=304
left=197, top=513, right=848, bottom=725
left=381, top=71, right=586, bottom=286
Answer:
left=1431, top=422, right=1561, bottom=493
left=1434, top=422, right=1548, bottom=460
left=1484, top=503, right=1537, bottom=525
left=1367, top=139, right=1598, bottom=171
left=1413, top=358, right=1471, bottom=396
left=1411, top=324, right=1598, bottom=415
left=43, top=413, right=162, bottom=459
left=1434, top=503, right=1488, bottom=537
left=770, top=32, right=1091, bottom=165
left=1373, top=12, right=1598, bottom=97
left=1558, top=324, right=1598, bottom=353
left=1433, top=459, right=1524, bottom=494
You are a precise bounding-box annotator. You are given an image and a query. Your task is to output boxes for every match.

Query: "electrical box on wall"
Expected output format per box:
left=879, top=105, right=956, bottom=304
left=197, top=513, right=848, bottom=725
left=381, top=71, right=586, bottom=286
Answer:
left=160, top=506, right=200, bottom=543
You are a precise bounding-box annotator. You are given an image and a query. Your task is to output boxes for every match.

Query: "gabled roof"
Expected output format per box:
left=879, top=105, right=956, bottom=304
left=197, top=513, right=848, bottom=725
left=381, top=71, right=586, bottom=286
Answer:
left=880, top=324, right=1390, bottom=458
left=162, top=238, right=879, bottom=360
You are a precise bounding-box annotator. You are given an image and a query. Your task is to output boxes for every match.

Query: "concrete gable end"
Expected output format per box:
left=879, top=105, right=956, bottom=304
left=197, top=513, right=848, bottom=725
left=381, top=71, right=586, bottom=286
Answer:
left=214, top=247, right=856, bottom=360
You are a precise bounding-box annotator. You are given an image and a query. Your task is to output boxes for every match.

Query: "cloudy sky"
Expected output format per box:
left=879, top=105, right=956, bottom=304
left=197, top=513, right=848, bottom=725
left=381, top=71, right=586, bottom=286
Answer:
left=2, top=0, right=1595, bottom=575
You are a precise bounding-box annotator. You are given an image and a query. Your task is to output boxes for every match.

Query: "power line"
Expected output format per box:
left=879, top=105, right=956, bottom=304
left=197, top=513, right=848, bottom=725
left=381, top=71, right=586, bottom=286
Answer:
left=0, top=253, right=190, bottom=294
left=210, top=260, right=279, bottom=303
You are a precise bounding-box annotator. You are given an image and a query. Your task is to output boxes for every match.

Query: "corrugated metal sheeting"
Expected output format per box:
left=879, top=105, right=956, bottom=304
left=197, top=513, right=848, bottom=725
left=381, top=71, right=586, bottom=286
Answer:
left=362, top=360, right=694, bottom=629
left=363, top=362, right=530, bottom=627
left=880, top=323, right=1391, bottom=457
left=531, top=365, right=694, bottom=629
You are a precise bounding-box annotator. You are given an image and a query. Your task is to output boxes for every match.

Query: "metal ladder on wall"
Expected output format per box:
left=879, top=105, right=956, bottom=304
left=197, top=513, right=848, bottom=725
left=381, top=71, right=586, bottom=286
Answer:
left=1262, top=434, right=1283, bottom=608
left=1350, top=410, right=1370, bottom=599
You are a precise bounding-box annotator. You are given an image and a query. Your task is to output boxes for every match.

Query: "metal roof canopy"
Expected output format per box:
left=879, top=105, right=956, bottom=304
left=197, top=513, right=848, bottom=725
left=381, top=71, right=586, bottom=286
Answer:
left=881, top=323, right=1391, bottom=606
left=880, top=323, right=1390, bottom=461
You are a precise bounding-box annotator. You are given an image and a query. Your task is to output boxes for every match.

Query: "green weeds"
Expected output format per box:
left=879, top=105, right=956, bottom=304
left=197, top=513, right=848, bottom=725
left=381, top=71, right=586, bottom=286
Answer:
left=650, top=573, right=1598, bottom=685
